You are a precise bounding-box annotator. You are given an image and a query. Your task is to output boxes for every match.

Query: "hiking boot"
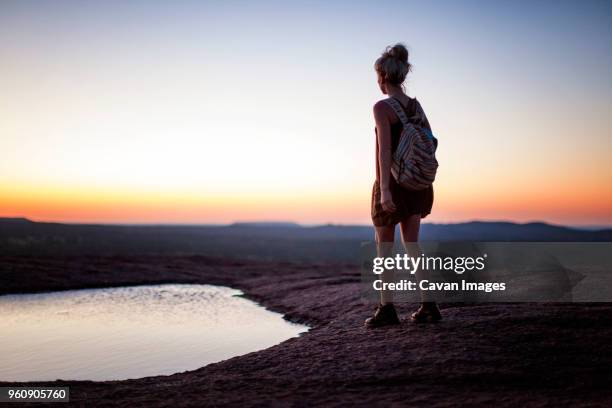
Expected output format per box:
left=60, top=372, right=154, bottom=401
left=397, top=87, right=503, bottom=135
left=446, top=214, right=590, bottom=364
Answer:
left=365, top=303, right=400, bottom=328
left=410, top=302, right=442, bottom=323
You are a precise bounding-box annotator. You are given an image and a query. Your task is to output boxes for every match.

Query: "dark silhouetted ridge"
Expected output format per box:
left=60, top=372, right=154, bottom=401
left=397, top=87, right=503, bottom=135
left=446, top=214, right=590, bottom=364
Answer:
left=0, top=218, right=610, bottom=261
left=0, top=217, right=33, bottom=225
left=229, top=222, right=301, bottom=228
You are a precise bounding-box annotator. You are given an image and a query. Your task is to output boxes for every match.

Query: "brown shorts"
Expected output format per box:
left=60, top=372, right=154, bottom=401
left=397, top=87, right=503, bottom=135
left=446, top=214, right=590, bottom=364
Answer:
left=371, top=179, right=434, bottom=227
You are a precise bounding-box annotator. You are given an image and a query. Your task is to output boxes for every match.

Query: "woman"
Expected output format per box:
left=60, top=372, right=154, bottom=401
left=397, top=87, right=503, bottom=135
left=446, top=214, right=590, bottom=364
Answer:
left=365, top=43, right=442, bottom=328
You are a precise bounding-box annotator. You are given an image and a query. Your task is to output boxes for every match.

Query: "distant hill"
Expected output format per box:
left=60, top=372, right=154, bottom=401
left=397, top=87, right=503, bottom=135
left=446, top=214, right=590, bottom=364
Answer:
left=0, top=217, right=34, bottom=225
left=421, top=221, right=612, bottom=241
left=0, top=218, right=610, bottom=262
left=229, top=222, right=301, bottom=228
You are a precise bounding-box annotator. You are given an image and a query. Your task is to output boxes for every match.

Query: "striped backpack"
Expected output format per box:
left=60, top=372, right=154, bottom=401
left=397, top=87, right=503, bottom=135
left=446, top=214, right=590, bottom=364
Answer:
left=384, top=97, right=438, bottom=190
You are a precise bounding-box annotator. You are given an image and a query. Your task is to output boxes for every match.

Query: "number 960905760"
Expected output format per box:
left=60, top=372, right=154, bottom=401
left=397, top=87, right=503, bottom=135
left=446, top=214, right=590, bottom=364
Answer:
left=1, top=387, right=69, bottom=402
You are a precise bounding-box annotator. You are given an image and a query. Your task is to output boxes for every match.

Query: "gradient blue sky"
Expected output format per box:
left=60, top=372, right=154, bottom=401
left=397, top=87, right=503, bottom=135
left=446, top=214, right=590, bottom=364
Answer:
left=1, top=1, right=611, bottom=225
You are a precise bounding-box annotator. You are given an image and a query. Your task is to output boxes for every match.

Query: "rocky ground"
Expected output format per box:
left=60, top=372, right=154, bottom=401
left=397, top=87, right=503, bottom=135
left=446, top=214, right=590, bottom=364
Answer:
left=1, top=255, right=611, bottom=407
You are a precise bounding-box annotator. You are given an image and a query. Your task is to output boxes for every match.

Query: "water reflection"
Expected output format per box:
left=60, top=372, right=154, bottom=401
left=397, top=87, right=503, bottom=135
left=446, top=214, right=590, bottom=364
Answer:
left=0, top=284, right=308, bottom=381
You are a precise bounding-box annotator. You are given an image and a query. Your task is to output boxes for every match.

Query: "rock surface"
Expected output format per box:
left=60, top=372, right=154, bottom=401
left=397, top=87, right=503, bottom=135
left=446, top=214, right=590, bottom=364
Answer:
left=1, top=255, right=611, bottom=407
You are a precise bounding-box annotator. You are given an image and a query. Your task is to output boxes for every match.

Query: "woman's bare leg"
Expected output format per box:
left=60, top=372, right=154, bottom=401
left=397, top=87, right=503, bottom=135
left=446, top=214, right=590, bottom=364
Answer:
left=375, top=225, right=395, bottom=305
left=365, top=224, right=401, bottom=327
left=399, top=214, right=420, bottom=241
left=400, top=214, right=441, bottom=320
left=400, top=215, right=434, bottom=302
left=399, top=215, right=428, bottom=301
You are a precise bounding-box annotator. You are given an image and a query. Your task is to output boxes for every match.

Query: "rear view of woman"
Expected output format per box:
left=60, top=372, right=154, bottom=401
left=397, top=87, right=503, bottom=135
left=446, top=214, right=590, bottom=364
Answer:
left=365, top=43, right=442, bottom=328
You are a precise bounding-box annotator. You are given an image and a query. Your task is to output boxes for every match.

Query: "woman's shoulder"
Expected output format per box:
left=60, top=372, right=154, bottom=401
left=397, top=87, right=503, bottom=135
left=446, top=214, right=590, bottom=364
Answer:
left=373, top=98, right=395, bottom=119
left=375, top=96, right=416, bottom=109
left=373, top=98, right=392, bottom=110
left=374, top=96, right=418, bottom=118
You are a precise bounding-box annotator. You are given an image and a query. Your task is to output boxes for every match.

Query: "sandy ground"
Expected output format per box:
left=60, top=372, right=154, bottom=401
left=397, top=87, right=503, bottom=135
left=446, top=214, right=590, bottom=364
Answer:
left=1, top=255, right=611, bottom=407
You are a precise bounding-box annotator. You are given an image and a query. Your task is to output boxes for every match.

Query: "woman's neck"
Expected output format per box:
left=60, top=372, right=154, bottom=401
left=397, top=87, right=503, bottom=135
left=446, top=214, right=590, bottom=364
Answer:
left=386, top=86, right=406, bottom=99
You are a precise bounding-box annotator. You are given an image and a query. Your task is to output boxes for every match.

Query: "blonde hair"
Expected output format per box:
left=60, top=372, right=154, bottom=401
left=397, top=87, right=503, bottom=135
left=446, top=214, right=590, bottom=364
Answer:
left=374, top=43, right=412, bottom=86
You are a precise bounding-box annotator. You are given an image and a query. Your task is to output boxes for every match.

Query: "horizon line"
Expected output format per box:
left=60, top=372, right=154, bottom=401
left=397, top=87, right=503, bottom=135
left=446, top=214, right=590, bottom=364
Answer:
left=2, top=216, right=611, bottom=231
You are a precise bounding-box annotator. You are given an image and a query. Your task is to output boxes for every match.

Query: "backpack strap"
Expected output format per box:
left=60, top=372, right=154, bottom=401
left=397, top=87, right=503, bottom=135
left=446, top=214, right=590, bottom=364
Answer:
left=383, top=97, right=413, bottom=127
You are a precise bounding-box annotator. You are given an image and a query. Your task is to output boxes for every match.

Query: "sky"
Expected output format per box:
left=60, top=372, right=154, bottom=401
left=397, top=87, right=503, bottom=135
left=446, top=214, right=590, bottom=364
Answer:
left=1, top=0, right=611, bottom=225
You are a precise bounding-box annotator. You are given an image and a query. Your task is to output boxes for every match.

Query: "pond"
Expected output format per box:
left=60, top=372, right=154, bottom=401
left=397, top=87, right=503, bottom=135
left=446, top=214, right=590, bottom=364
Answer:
left=0, top=284, right=309, bottom=381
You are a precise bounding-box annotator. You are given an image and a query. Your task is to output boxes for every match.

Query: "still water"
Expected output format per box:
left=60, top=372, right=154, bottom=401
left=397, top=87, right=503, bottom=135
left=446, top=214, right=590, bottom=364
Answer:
left=0, top=284, right=309, bottom=381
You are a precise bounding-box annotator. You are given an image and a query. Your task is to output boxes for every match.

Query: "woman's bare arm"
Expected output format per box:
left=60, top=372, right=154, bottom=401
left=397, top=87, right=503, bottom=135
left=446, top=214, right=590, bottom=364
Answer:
left=374, top=101, right=396, bottom=213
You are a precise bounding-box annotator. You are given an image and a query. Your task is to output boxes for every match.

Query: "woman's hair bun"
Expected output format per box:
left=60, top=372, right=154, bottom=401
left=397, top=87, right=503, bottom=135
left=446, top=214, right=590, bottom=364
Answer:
left=388, top=44, right=408, bottom=64
left=374, top=43, right=412, bottom=86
